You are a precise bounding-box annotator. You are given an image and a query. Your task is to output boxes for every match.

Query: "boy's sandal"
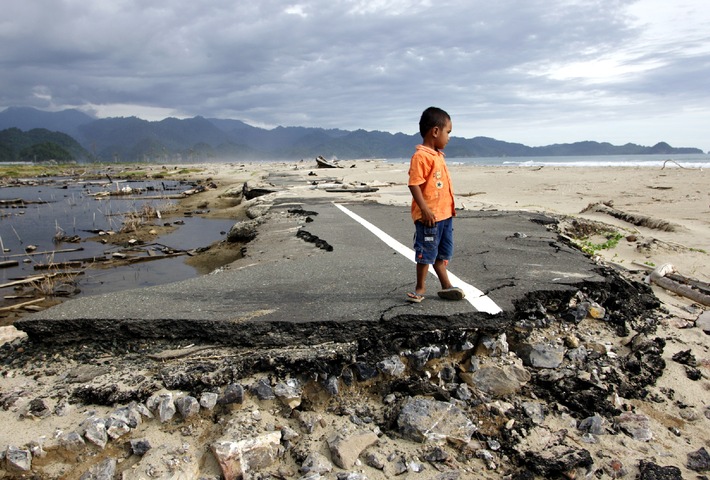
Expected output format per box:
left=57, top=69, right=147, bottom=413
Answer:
left=437, top=287, right=465, bottom=300
left=406, top=292, right=425, bottom=303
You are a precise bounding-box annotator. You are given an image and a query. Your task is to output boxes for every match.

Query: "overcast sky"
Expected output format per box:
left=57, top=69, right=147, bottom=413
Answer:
left=2, top=0, right=709, bottom=151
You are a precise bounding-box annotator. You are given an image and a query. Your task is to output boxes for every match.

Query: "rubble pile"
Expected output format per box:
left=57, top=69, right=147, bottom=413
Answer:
left=1, top=276, right=708, bottom=479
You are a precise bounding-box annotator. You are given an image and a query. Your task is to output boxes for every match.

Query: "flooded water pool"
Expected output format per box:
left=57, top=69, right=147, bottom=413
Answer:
left=1, top=177, right=237, bottom=298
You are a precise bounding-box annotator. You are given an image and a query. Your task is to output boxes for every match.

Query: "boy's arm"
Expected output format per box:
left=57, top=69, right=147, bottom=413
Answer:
left=409, top=184, right=436, bottom=226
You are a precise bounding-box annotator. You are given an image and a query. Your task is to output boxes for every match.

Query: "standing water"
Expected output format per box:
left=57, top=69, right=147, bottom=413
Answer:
left=1, top=176, right=236, bottom=302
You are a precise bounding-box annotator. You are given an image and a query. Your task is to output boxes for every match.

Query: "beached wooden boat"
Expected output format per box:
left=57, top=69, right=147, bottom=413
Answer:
left=316, top=156, right=342, bottom=168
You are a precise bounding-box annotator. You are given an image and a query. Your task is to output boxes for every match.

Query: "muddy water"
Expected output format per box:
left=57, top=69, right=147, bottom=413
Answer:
left=1, top=178, right=235, bottom=298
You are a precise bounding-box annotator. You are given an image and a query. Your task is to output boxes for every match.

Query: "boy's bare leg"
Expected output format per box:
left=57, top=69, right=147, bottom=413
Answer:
left=415, top=263, right=429, bottom=294
left=433, top=259, right=453, bottom=290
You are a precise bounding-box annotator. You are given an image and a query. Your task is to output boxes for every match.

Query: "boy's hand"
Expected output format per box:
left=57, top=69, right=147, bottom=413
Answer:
left=409, top=184, right=436, bottom=226
left=420, top=208, right=436, bottom=227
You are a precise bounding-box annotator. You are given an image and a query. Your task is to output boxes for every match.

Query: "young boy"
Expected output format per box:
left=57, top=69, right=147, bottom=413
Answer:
left=406, top=106, right=465, bottom=303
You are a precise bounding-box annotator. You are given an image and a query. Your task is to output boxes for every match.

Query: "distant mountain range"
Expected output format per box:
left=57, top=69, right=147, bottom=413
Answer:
left=0, top=106, right=705, bottom=163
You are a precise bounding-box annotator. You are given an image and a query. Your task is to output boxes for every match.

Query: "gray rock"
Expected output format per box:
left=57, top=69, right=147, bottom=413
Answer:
left=522, top=402, right=545, bottom=424
left=59, top=431, right=86, bottom=451
left=111, top=404, right=142, bottom=428
left=680, top=407, right=701, bottom=422
left=376, top=355, right=406, bottom=377
left=454, top=383, right=472, bottom=401
left=176, top=395, right=200, bottom=418
left=5, top=446, right=32, bottom=472
left=517, top=342, right=566, bottom=369
left=133, top=401, right=153, bottom=419
left=460, top=361, right=530, bottom=398
left=578, top=413, right=606, bottom=435
left=54, top=399, right=71, bottom=416
left=252, top=378, right=275, bottom=400
left=566, top=345, right=588, bottom=363
left=352, top=362, right=379, bottom=381
left=80, top=458, right=116, bottom=480
left=615, top=412, right=653, bottom=442
left=299, top=452, right=333, bottom=474
left=327, top=430, right=379, bottom=469
left=105, top=417, right=130, bottom=439
left=157, top=393, right=176, bottom=423
left=408, top=346, right=446, bottom=370
left=365, top=451, right=385, bottom=469
left=336, top=473, right=369, bottom=480
left=130, top=438, right=151, bottom=457
left=280, top=425, right=300, bottom=442
left=392, top=455, right=408, bottom=475
left=200, top=391, right=219, bottom=409
left=475, top=334, right=509, bottom=357
left=476, top=449, right=496, bottom=469
left=687, top=447, right=710, bottom=472
left=212, top=431, right=282, bottom=480
left=397, top=398, right=476, bottom=444
left=324, top=375, right=340, bottom=395
left=407, top=459, right=425, bottom=472
left=219, top=383, right=245, bottom=405
left=695, top=310, right=710, bottom=333
left=27, top=440, right=44, bottom=459
left=274, top=378, right=302, bottom=409
left=83, top=417, right=108, bottom=448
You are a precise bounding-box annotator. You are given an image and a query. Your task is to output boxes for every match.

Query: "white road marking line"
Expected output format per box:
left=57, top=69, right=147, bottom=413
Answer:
left=334, top=203, right=503, bottom=314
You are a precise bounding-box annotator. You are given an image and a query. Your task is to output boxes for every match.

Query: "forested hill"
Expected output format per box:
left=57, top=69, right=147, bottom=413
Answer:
left=0, top=107, right=704, bottom=163
left=0, top=127, right=90, bottom=162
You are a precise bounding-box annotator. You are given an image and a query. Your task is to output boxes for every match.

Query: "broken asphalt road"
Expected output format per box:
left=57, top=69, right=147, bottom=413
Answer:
left=16, top=200, right=610, bottom=347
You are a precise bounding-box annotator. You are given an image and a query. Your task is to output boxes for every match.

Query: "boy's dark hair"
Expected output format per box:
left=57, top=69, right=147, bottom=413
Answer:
left=419, top=106, right=450, bottom=138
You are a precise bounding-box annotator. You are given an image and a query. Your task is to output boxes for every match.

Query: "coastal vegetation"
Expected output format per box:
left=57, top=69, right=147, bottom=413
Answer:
left=0, top=127, right=90, bottom=162
left=0, top=162, right=206, bottom=181
left=577, top=231, right=624, bottom=256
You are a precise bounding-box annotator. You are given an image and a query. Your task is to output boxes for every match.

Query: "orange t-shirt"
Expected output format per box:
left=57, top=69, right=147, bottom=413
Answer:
left=408, top=145, right=455, bottom=223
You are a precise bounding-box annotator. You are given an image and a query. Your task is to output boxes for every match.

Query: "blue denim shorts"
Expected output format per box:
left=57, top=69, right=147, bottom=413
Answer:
left=413, top=217, right=454, bottom=265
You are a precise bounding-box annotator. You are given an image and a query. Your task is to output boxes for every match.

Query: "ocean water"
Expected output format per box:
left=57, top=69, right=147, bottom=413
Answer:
left=385, top=153, right=710, bottom=168
left=1, top=178, right=235, bottom=299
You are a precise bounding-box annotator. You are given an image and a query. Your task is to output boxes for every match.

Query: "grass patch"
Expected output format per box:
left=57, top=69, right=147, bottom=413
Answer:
left=576, top=231, right=624, bottom=256
left=0, top=163, right=89, bottom=178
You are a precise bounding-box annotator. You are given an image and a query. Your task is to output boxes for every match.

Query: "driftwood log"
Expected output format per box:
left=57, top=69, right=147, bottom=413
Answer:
left=582, top=201, right=679, bottom=232
left=0, top=297, right=46, bottom=313
left=647, top=264, right=710, bottom=306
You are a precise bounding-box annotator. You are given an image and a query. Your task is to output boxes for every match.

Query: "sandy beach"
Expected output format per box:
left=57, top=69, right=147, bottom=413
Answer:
left=1, top=159, right=708, bottom=479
